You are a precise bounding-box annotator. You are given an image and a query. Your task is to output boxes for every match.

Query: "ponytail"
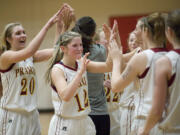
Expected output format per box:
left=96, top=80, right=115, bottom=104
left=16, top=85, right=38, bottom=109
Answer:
left=45, top=45, right=63, bottom=83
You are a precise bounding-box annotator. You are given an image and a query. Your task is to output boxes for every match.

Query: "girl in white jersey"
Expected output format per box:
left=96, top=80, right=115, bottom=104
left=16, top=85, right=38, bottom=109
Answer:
left=109, top=12, right=168, bottom=135
left=138, top=9, right=180, bottom=135
left=119, top=28, right=144, bottom=135
left=119, top=18, right=145, bottom=135
left=0, top=8, right=64, bottom=135
left=46, top=31, right=116, bottom=135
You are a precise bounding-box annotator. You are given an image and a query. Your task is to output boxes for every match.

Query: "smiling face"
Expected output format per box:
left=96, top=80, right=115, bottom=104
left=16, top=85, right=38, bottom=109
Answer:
left=62, top=37, right=83, bottom=60
left=128, top=33, right=138, bottom=51
left=7, top=25, right=27, bottom=51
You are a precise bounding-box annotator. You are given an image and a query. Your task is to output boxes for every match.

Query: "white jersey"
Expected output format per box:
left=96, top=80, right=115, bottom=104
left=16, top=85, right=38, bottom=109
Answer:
left=0, top=57, right=38, bottom=112
left=104, top=72, right=120, bottom=135
left=119, top=82, right=137, bottom=108
left=52, top=61, right=91, bottom=118
left=134, top=48, right=167, bottom=119
left=158, top=50, right=180, bottom=132
left=104, top=72, right=120, bottom=111
left=119, top=82, right=137, bottom=135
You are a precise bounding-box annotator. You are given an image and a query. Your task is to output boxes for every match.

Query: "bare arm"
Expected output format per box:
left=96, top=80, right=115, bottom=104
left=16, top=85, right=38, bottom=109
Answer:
left=0, top=10, right=62, bottom=70
left=102, top=23, right=111, bottom=54
left=52, top=54, right=89, bottom=102
left=54, top=3, right=75, bottom=44
left=123, top=47, right=141, bottom=63
left=111, top=55, right=139, bottom=93
left=139, top=57, right=171, bottom=135
left=34, top=4, right=75, bottom=63
left=86, top=51, right=112, bottom=73
left=53, top=5, right=65, bottom=44
left=33, top=48, right=54, bottom=62
left=111, top=20, right=142, bottom=63
left=51, top=67, right=83, bottom=102
left=86, top=39, right=142, bottom=74
left=110, top=40, right=147, bottom=93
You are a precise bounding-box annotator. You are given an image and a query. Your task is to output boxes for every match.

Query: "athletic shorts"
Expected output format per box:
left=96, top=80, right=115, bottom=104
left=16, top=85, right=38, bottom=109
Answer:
left=0, top=108, right=41, bottom=135
left=48, top=114, right=96, bottom=135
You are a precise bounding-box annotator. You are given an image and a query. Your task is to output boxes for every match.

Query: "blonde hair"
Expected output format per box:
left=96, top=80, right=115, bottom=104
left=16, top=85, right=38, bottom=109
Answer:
left=0, top=23, right=21, bottom=52
left=45, top=31, right=81, bottom=83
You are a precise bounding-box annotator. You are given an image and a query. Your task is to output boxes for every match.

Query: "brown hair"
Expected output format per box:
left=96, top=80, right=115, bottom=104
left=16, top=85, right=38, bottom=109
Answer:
left=141, top=13, right=166, bottom=46
left=166, top=9, right=180, bottom=44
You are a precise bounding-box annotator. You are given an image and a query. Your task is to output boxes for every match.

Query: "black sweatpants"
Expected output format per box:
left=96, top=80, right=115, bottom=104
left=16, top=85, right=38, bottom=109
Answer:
left=89, top=114, right=110, bottom=135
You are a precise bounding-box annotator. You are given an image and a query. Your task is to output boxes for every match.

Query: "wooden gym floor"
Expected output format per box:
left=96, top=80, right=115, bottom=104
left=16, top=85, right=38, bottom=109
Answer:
left=39, top=112, right=53, bottom=135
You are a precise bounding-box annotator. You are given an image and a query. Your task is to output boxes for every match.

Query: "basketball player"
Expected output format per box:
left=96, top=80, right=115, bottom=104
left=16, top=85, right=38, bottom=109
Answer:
left=119, top=30, right=143, bottom=135
left=46, top=31, right=115, bottom=135
left=109, top=12, right=168, bottom=134
left=0, top=9, right=63, bottom=135
left=138, top=9, right=180, bottom=135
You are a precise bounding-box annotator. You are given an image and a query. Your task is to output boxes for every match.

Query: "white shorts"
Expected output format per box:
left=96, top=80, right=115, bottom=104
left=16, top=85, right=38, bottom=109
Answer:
left=0, top=108, right=41, bottom=135
left=119, top=106, right=135, bottom=135
left=48, top=115, right=96, bottom=135
left=109, top=108, right=120, bottom=135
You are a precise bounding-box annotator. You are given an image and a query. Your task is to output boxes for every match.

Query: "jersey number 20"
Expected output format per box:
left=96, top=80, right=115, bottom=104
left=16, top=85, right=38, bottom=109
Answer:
left=20, top=77, right=35, bottom=95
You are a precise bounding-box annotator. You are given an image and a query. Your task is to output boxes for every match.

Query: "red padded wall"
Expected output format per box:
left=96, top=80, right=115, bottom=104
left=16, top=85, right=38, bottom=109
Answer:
left=109, top=15, right=173, bottom=53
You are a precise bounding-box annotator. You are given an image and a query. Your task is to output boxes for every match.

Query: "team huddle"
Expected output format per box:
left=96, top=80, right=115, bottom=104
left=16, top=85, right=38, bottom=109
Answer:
left=0, top=3, right=179, bottom=135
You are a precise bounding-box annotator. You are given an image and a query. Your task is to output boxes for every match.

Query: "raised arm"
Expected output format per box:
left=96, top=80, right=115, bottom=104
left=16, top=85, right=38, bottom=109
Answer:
left=86, top=49, right=112, bottom=73
left=109, top=38, right=146, bottom=92
left=111, top=20, right=121, bottom=48
left=54, top=3, right=75, bottom=44
left=86, top=42, right=139, bottom=74
left=0, top=10, right=61, bottom=69
left=33, top=4, right=75, bottom=63
left=102, top=23, right=111, bottom=52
